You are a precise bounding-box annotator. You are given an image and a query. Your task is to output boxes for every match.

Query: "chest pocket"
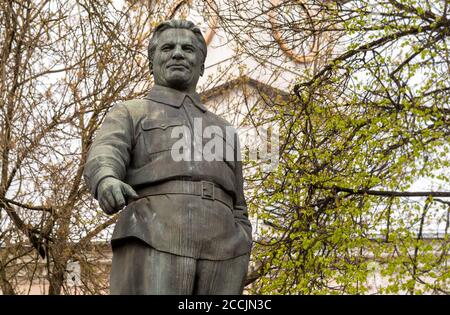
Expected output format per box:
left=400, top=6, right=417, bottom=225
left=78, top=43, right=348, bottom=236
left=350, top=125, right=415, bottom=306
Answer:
left=140, top=117, right=187, bottom=155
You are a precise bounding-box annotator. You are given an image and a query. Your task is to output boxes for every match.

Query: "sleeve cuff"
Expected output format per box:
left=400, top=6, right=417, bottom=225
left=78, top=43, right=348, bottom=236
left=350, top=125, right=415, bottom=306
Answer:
left=88, top=169, right=119, bottom=199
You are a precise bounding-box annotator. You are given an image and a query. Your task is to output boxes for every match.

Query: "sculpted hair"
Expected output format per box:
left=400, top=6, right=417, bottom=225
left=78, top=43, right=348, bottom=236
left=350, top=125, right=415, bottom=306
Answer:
left=148, top=19, right=207, bottom=68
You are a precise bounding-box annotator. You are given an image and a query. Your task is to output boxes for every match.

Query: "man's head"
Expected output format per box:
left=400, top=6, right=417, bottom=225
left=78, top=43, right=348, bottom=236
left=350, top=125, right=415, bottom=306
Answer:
left=148, top=20, right=207, bottom=93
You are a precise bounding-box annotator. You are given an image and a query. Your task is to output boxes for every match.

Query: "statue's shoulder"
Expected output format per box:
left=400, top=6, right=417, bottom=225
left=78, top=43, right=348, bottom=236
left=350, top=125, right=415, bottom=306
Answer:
left=116, top=97, right=156, bottom=117
left=206, top=111, right=235, bottom=129
left=120, top=98, right=150, bottom=110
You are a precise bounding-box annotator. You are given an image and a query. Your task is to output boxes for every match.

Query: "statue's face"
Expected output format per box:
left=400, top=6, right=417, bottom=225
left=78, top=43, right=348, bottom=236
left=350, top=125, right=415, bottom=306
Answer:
left=151, top=28, right=205, bottom=93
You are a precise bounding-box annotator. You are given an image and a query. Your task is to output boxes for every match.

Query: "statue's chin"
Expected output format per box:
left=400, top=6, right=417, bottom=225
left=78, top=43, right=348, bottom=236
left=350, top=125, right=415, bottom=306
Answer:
left=166, top=78, right=191, bottom=91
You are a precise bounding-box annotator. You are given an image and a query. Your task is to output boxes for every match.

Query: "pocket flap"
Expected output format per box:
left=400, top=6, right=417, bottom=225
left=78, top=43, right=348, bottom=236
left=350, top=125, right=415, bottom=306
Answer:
left=141, top=118, right=185, bottom=131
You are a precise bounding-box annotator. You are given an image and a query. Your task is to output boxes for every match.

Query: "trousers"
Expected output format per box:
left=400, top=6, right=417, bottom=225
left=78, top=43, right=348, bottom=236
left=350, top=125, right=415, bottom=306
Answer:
left=110, top=238, right=250, bottom=295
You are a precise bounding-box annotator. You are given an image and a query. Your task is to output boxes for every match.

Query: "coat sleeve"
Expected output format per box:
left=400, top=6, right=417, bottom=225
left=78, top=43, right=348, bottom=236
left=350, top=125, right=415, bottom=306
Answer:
left=233, top=130, right=252, bottom=239
left=83, top=103, right=133, bottom=199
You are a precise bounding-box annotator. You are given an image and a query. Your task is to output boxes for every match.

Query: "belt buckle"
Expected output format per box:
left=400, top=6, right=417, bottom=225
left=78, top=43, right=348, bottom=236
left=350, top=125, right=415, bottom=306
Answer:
left=201, top=181, right=215, bottom=200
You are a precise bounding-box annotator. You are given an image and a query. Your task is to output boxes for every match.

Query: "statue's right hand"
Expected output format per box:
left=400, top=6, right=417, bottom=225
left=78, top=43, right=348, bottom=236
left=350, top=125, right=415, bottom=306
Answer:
left=97, top=177, right=139, bottom=215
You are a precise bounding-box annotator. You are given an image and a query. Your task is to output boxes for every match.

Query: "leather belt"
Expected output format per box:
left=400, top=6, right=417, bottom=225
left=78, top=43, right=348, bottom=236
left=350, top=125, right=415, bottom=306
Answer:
left=134, top=180, right=234, bottom=209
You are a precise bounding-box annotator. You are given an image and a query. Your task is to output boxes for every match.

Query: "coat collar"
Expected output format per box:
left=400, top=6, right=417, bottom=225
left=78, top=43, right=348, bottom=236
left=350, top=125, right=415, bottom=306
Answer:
left=145, top=84, right=206, bottom=112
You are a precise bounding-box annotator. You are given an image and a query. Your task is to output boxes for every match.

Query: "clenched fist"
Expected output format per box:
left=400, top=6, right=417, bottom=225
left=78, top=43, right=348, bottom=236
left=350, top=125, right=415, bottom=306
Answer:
left=97, top=177, right=139, bottom=215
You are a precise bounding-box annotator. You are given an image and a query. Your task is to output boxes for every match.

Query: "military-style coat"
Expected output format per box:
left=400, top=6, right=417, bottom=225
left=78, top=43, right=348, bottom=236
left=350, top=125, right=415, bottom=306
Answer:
left=83, top=85, right=252, bottom=260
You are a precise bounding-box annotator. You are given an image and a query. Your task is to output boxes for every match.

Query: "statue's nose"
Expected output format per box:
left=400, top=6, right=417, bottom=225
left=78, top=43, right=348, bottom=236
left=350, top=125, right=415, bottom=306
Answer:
left=172, top=46, right=184, bottom=59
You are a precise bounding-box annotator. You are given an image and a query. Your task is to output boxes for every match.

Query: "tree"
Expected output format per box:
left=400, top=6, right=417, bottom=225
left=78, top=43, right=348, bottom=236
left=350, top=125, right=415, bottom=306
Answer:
left=0, top=0, right=156, bottom=294
left=214, top=0, right=450, bottom=294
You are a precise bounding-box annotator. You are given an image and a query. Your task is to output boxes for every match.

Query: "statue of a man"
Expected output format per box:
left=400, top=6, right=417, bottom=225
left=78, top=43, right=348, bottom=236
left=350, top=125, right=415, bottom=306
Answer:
left=83, top=19, right=252, bottom=294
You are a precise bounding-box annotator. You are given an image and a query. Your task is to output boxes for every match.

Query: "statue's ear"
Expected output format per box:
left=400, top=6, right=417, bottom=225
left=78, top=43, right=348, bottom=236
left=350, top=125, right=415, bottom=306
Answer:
left=149, top=61, right=153, bottom=75
left=200, top=63, right=204, bottom=77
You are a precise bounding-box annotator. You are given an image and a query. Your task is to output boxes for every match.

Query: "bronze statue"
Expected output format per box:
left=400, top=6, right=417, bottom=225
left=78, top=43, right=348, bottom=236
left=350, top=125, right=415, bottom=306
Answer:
left=83, top=20, right=252, bottom=294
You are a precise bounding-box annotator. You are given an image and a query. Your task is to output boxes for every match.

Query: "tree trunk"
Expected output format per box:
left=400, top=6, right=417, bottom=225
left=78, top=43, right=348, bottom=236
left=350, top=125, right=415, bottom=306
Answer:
left=0, top=265, right=15, bottom=295
left=48, top=267, right=65, bottom=295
